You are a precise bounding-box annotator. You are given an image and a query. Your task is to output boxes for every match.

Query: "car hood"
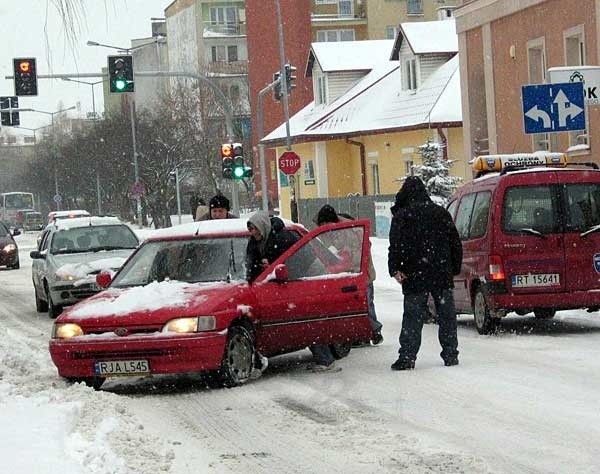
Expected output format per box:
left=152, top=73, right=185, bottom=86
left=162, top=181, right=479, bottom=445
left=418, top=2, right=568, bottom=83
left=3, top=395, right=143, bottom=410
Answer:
left=58, top=279, right=250, bottom=327
left=51, top=249, right=135, bottom=284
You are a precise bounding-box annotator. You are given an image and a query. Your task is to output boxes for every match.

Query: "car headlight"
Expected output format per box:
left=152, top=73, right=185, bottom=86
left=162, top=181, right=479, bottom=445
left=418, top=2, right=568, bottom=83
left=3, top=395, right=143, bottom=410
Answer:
left=2, top=244, right=16, bottom=253
left=52, top=323, right=84, bottom=339
left=56, top=273, right=77, bottom=281
left=161, top=316, right=216, bottom=333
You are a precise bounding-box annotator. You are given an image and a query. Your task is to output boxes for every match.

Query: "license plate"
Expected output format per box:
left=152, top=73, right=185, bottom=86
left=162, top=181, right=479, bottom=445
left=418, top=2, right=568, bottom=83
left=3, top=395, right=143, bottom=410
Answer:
left=94, top=359, right=150, bottom=376
left=511, top=273, right=560, bottom=287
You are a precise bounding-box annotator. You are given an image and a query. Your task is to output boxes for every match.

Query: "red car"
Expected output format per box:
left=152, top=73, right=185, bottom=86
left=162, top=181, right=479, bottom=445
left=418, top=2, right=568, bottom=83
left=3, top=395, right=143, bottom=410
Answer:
left=49, top=218, right=372, bottom=389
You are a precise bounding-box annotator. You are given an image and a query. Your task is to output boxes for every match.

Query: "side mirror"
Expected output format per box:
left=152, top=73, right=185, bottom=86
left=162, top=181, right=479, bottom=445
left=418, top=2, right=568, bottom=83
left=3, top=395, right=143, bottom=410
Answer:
left=29, top=250, right=45, bottom=259
left=272, top=264, right=288, bottom=282
left=96, top=272, right=112, bottom=289
left=12, top=228, right=21, bottom=237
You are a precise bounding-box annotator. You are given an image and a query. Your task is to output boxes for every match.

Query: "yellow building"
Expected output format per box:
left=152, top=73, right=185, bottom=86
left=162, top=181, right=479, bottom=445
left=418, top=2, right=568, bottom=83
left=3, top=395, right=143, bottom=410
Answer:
left=262, top=19, right=469, bottom=220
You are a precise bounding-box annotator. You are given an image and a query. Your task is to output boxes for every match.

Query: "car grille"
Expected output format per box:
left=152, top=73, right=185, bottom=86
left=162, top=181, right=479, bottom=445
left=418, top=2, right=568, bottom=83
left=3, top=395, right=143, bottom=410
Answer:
left=71, top=348, right=171, bottom=360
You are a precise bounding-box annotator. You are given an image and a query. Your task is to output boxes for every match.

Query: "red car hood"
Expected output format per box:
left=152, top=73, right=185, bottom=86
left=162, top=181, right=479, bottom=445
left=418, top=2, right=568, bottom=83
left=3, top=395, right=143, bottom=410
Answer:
left=57, top=280, right=251, bottom=328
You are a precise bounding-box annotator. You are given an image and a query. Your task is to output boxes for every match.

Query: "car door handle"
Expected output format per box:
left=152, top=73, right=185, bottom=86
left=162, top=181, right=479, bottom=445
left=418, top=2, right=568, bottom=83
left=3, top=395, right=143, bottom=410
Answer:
left=341, top=285, right=358, bottom=293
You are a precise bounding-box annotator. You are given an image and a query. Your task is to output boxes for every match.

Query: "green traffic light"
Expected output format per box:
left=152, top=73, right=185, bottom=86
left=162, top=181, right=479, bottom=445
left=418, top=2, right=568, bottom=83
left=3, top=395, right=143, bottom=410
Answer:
left=233, top=166, right=245, bottom=179
left=115, top=79, right=127, bottom=91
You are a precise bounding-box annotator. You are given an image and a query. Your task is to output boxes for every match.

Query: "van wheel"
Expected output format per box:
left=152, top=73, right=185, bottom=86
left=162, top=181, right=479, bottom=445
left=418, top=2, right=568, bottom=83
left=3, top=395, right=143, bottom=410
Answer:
left=534, top=308, right=556, bottom=320
left=330, top=341, right=352, bottom=359
left=218, top=325, right=255, bottom=387
left=473, top=290, right=496, bottom=335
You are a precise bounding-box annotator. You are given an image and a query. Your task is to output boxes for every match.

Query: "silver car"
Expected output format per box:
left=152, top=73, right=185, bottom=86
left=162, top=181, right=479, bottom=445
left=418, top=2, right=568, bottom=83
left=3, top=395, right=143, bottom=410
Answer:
left=31, top=216, right=139, bottom=318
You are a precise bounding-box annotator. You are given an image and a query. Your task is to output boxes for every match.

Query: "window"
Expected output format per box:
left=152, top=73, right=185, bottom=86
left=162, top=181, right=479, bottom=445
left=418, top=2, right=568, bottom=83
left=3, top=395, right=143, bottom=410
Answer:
left=304, top=160, right=315, bottom=180
left=315, top=75, right=327, bottom=105
left=211, top=45, right=238, bottom=63
left=563, top=183, right=600, bottom=232
left=469, top=192, right=491, bottom=239
left=407, top=0, right=423, bottom=15
left=227, top=45, right=238, bottom=62
left=455, top=193, right=476, bottom=240
left=229, top=84, right=240, bottom=103
left=371, top=163, right=380, bottom=194
left=404, top=160, right=414, bottom=175
left=564, top=26, right=588, bottom=147
left=527, top=38, right=549, bottom=151
left=404, top=58, right=417, bottom=91
left=210, top=7, right=237, bottom=25
left=339, top=0, right=353, bottom=17
left=502, top=185, right=557, bottom=235
left=385, top=25, right=399, bottom=40
left=316, top=29, right=355, bottom=42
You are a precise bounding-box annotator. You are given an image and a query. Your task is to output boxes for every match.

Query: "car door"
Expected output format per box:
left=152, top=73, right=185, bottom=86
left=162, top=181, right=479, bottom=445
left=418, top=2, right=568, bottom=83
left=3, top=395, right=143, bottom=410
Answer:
left=561, top=179, right=600, bottom=293
left=32, top=229, right=51, bottom=294
left=253, top=220, right=372, bottom=356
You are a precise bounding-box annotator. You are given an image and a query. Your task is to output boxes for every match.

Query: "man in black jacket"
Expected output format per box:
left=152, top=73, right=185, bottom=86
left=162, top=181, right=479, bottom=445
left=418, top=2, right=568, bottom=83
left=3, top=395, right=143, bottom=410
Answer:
left=388, top=176, right=463, bottom=370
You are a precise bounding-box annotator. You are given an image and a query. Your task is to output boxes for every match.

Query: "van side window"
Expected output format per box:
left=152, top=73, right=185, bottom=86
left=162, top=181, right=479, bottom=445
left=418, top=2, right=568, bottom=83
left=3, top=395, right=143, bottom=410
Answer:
left=454, top=193, right=476, bottom=240
left=564, top=183, right=600, bottom=232
left=502, top=185, right=556, bottom=234
left=446, top=200, right=458, bottom=219
left=469, top=192, right=491, bottom=239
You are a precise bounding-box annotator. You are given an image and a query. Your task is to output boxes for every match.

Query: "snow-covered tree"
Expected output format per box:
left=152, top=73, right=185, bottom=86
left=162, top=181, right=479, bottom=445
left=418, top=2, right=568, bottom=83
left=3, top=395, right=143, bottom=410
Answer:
left=412, top=140, right=461, bottom=203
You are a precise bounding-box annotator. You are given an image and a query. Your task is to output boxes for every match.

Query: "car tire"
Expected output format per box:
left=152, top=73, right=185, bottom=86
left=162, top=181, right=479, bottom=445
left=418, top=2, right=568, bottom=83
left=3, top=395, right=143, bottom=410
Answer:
left=9, top=259, right=19, bottom=270
left=47, top=292, right=63, bottom=319
left=330, top=341, right=352, bottom=359
left=218, top=325, right=255, bottom=387
left=34, top=283, right=49, bottom=312
left=473, top=289, right=496, bottom=335
left=534, top=308, right=556, bottom=320
left=66, top=377, right=105, bottom=390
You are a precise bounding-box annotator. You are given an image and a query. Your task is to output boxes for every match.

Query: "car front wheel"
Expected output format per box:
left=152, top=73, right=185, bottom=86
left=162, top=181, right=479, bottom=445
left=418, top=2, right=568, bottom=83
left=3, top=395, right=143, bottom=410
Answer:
left=473, top=290, right=496, bottom=335
left=66, top=377, right=105, bottom=390
left=219, top=325, right=255, bottom=387
left=34, top=283, right=48, bottom=312
left=47, top=291, right=63, bottom=319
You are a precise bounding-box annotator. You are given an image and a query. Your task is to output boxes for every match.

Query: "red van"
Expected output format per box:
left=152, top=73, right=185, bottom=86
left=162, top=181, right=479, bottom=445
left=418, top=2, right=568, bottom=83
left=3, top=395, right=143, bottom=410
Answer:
left=447, top=153, right=600, bottom=334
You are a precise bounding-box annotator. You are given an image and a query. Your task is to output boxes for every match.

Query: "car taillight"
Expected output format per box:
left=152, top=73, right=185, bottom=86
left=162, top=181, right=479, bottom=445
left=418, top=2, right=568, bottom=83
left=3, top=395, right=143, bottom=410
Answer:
left=489, top=255, right=505, bottom=281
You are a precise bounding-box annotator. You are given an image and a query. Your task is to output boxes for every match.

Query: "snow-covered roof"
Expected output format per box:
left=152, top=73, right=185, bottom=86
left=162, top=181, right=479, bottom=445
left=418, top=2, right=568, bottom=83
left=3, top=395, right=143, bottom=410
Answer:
left=307, top=40, right=395, bottom=77
left=263, top=55, right=461, bottom=145
left=52, top=216, right=125, bottom=230
left=391, top=20, right=458, bottom=59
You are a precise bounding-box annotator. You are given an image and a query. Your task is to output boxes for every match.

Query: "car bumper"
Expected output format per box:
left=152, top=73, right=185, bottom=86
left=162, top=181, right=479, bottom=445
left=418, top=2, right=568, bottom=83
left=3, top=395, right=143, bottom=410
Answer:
left=489, top=290, right=600, bottom=311
left=49, top=331, right=227, bottom=378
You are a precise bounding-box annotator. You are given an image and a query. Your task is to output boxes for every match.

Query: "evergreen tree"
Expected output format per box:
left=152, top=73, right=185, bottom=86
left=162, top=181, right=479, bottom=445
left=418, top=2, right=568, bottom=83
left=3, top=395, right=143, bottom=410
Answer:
left=413, top=140, right=461, bottom=203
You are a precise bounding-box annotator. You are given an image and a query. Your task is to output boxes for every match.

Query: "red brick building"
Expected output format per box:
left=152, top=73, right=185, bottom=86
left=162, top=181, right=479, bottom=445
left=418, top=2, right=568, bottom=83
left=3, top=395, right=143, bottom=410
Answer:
left=246, top=1, right=313, bottom=207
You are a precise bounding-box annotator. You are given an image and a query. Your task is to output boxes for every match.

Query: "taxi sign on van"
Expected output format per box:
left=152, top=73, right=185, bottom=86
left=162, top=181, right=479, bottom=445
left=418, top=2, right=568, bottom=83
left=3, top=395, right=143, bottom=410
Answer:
left=472, top=152, right=568, bottom=173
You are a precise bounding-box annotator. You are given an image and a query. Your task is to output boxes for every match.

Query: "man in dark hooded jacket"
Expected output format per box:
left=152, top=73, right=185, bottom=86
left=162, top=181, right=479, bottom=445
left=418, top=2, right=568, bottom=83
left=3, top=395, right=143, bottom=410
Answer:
left=388, top=176, right=462, bottom=370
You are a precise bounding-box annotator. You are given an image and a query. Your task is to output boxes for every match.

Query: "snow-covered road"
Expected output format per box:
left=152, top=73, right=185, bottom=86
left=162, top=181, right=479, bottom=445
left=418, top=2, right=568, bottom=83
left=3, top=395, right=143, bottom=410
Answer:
left=2, top=232, right=600, bottom=473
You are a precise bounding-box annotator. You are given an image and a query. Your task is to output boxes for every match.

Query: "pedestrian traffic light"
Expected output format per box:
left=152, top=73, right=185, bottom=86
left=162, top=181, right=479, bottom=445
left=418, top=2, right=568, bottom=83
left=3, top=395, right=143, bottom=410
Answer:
left=0, top=96, right=19, bottom=126
left=13, top=58, right=38, bottom=96
left=284, top=64, right=297, bottom=95
left=108, top=55, right=134, bottom=93
left=221, top=143, right=234, bottom=179
left=272, top=71, right=282, bottom=102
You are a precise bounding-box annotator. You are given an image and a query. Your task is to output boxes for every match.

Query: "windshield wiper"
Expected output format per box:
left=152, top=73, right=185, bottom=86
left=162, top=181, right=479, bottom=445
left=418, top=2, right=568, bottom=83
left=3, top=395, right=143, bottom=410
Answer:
left=519, top=228, right=546, bottom=239
left=52, top=248, right=88, bottom=254
left=91, top=245, right=135, bottom=252
left=580, top=224, right=600, bottom=238
left=227, top=240, right=236, bottom=283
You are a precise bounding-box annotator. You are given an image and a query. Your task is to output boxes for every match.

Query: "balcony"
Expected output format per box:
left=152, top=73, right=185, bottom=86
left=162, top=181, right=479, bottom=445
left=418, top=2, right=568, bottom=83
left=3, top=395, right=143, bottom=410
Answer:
left=206, top=60, right=248, bottom=76
left=203, top=21, right=246, bottom=37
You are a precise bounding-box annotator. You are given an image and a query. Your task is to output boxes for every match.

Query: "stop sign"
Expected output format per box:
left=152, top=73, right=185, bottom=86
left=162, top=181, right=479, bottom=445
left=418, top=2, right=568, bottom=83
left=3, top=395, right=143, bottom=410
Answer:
left=278, top=151, right=301, bottom=175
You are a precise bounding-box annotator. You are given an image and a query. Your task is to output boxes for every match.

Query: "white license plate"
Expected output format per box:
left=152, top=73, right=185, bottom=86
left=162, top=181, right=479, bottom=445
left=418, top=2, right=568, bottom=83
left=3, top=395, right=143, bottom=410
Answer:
left=511, top=273, right=560, bottom=287
left=94, top=359, right=150, bottom=376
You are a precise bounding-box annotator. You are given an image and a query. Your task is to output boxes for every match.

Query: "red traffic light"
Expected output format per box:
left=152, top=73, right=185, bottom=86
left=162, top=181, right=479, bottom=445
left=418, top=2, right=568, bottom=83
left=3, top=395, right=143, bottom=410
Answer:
left=221, top=143, right=233, bottom=157
left=18, top=61, right=31, bottom=73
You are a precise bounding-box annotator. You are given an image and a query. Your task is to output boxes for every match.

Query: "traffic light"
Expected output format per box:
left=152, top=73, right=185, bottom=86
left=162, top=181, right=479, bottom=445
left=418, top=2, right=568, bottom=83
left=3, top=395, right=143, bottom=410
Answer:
left=108, top=55, right=134, bottom=93
left=284, top=64, right=297, bottom=95
left=272, top=71, right=282, bottom=102
left=13, top=58, right=38, bottom=96
left=0, top=96, right=19, bottom=127
left=232, top=143, right=245, bottom=180
left=221, top=143, right=234, bottom=179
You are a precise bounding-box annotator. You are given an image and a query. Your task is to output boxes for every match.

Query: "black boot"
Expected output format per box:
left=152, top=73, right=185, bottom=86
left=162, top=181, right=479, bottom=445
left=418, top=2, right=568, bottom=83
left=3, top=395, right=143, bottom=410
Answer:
left=391, top=359, right=415, bottom=370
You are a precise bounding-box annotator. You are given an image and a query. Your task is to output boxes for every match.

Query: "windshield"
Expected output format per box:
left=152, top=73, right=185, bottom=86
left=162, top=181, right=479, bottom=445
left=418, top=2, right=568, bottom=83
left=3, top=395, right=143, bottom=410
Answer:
left=4, top=193, right=33, bottom=210
left=50, top=225, right=139, bottom=254
left=111, top=236, right=249, bottom=287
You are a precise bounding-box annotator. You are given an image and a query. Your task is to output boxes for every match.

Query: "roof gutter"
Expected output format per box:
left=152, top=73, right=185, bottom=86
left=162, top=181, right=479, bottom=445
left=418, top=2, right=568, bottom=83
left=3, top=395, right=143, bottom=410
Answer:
left=346, top=138, right=367, bottom=195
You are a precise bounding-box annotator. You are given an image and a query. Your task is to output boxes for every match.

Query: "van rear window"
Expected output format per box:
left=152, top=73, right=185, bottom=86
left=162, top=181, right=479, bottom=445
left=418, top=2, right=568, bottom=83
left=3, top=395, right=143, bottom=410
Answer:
left=563, top=183, right=600, bottom=232
left=502, top=186, right=557, bottom=234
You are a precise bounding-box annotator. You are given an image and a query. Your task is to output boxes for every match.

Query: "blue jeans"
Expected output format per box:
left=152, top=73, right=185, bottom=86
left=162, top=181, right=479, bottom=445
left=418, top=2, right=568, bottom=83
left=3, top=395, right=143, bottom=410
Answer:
left=398, top=288, right=459, bottom=363
left=310, top=344, right=335, bottom=366
left=367, top=282, right=383, bottom=334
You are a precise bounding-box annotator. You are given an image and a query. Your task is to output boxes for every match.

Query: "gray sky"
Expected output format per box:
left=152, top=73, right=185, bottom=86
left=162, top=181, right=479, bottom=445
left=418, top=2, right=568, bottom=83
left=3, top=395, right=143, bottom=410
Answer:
left=1, top=0, right=169, bottom=132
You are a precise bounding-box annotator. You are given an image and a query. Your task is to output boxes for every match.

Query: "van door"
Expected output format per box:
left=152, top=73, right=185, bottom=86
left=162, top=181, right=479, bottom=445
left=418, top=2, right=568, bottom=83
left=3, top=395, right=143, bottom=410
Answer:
left=496, top=175, right=566, bottom=295
left=561, top=180, right=600, bottom=292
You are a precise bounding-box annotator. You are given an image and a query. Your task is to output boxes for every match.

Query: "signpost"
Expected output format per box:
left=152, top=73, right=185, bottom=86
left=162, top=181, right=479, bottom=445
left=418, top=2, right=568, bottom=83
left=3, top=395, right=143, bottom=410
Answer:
left=278, top=150, right=301, bottom=175
left=522, top=82, right=585, bottom=134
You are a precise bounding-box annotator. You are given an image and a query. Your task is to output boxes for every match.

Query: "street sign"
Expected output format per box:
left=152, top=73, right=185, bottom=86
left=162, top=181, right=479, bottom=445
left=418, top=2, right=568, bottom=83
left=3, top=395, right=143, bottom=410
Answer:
left=53, top=194, right=62, bottom=204
left=0, top=96, right=20, bottom=126
left=548, top=66, right=600, bottom=105
left=522, top=82, right=585, bottom=134
left=278, top=151, right=301, bottom=175
left=130, top=181, right=145, bottom=197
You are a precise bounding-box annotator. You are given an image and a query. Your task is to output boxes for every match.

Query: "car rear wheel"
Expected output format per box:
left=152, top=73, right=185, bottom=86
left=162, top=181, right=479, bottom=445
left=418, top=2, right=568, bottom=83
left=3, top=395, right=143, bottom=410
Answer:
left=34, top=283, right=48, bottom=312
left=330, top=341, right=352, bottom=359
left=534, top=308, right=556, bottom=320
left=219, top=325, right=255, bottom=387
left=473, top=290, right=496, bottom=335
left=66, top=377, right=105, bottom=390
left=47, top=292, right=63, bottom=319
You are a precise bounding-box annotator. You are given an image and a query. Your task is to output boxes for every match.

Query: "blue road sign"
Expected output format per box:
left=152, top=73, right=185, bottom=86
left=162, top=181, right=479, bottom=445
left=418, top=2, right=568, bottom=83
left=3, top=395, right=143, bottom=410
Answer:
left=522, top=82, right=585, bottom=134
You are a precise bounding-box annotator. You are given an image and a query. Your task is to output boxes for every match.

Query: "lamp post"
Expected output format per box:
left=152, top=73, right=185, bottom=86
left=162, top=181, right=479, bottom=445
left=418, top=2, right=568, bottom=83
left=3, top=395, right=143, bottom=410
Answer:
left=14, top=124, right=51, bottom=142
left=87, top=38, right=164, bottom=227
left=26, top=106, right=77, bottom=211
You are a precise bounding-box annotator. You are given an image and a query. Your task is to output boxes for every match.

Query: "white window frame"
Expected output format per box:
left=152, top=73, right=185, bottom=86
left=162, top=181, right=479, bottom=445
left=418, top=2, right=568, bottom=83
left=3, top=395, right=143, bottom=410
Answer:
left=211, top=45, right=238, bottom=63
left=338, top=0, right=354, bottom=17
left=315, top=74, right=327, bottom=105
left=304, top=160, right=315, bottom=180
left=403, top=58, right=417, bottom=91
left=407, top=0, right=423, bottom=16
left=210, top=6, right=237, bottom=25
left=316, top=29, right=355, bottom=42
left=385, top=25, right=399, bottom=40
left=563, top=25, right=588, bottom=147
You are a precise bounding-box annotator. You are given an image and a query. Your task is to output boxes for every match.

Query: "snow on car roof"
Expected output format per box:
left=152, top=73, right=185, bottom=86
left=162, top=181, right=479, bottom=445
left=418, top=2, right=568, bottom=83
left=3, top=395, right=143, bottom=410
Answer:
left=52, top=216, right=124, bottom=230
left=49, top=210, right=90, bottom=218
left=147, top=217, right=304, bottom=240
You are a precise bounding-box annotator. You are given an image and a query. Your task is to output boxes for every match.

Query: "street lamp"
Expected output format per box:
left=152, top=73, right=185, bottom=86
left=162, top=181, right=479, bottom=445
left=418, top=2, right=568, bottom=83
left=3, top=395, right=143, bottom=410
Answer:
left=61, top=78, right=103, bottom=119
left=14, top=124, right=52, bottom=142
